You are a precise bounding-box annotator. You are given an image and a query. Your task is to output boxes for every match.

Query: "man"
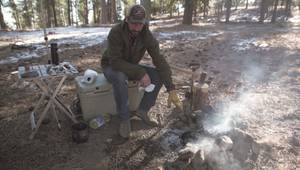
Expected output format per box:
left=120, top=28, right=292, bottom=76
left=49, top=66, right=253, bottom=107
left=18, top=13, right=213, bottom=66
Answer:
left=101, top=4, right=182, bottom=144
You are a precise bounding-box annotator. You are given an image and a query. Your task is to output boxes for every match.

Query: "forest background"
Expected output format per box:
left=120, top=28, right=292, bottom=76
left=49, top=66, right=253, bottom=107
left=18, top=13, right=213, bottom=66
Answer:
left=0, top=0, right=300, bottom=30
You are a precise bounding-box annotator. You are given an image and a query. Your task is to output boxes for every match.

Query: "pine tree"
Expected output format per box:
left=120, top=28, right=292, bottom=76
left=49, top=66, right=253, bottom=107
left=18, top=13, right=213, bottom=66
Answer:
left=9, top=0, right=21, bottom=29
left=0, top=0, right=8, bottom=29
left=183, top=0, right=194, bottom=25
left=22, top=0, right=33, bottom=28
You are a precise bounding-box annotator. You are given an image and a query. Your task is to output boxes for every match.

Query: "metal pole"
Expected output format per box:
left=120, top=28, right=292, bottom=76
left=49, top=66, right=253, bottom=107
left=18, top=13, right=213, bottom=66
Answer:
left=41, top=0, right=50, bottom=63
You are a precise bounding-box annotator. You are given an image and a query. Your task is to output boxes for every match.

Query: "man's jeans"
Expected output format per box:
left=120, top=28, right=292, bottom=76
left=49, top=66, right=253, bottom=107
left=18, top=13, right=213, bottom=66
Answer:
left=103, top=65, right=163, bottom=120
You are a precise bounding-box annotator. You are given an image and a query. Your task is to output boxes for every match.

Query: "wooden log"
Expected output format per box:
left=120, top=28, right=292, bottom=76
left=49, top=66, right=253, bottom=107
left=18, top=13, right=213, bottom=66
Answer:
left=199, top=72, right=207, bottom=84
left=192, top=83, right=202, bottom=111
left=200, top=83, right=209, bottom=108
left=192, top=83, right=210, bottom=111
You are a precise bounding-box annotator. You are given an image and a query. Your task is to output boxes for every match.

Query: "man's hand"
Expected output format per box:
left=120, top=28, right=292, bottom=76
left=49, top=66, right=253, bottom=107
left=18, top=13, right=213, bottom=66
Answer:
left=139, top=73, right=151, bottom=87
left=167, top=90, right=183, bottom=111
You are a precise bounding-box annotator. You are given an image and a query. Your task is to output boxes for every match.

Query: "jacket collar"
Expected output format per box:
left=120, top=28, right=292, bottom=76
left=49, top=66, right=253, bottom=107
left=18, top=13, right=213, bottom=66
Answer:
left=120, top=21, right=130, bottom=49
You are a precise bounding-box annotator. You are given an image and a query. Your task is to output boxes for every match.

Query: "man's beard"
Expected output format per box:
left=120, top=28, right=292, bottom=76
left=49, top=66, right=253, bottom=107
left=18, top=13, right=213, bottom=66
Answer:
left=130, top=30, right=140, bottom=37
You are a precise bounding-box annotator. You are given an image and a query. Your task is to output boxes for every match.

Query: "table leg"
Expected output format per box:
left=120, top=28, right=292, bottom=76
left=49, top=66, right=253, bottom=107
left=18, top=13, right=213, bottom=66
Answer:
left=41, top=76, right=78, bottom=123
left=30, top=93, right=46, bottom=130
left=29, top=76, right=67, bottom=139
left=29, top=99, right=53, bottom=139
left=52, top=104, right=61, bottom=130
left=52, top=98, right=78, bottom=123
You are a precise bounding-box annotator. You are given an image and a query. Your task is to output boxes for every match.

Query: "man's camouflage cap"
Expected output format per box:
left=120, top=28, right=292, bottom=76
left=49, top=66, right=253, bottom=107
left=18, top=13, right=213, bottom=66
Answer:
left=127, top=5, right=146, bottom=24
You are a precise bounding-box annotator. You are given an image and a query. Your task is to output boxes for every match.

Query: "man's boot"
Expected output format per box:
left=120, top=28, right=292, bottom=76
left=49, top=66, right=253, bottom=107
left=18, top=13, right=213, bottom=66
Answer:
left=136, top=111, right=158, bottom=127
left=109, top=119, right=130, bottom=145
left=119, top=119, right=131, bottom=138
left=111, top=119, right=131, bottom=145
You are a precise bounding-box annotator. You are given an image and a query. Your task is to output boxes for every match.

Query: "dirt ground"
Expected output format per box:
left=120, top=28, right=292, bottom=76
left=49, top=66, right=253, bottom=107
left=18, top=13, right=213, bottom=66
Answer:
left=0, top=19, right=300, bottom=170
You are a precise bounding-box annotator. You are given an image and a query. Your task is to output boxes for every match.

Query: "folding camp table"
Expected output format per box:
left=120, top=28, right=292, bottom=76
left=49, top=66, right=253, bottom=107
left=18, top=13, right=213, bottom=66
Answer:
left=18, top=62, right=79, bottom=139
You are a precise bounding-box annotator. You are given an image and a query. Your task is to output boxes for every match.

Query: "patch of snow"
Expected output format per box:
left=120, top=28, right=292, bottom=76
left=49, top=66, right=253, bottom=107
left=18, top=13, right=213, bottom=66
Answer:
left=158, top=31, right=222, bottom=41
left=160, top=40, right=176, bottom=49
left=1, top=27, right=222, bottom=64
left=158, top=31, right=196, bottom=39
left=230, top=13, right=259, bottom=22
left=0, top=27, right=111, bottom=64
left=232, top=38, right=257, bottom=51
left=288, top=15, right=300, bottom=23
left=149, top=18, right=179, bottom=24
left=232, top=37, right=270, bottom=51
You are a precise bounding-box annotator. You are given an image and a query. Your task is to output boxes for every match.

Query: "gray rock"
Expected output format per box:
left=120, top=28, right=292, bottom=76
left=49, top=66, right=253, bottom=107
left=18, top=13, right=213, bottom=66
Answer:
left=215, top=135, right=233, bottom=151
left=190, top=150, right=206, bottom=169
left=229, top=128, right=254, bottom=160
left=175, top=145, right=207, bottom=170
left=288, top=133, right=300, bottom=147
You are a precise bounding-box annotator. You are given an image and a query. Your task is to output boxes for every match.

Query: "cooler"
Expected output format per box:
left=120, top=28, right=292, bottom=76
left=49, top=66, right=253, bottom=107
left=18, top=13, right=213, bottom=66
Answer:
left=75, top=73, right=144, bottom=121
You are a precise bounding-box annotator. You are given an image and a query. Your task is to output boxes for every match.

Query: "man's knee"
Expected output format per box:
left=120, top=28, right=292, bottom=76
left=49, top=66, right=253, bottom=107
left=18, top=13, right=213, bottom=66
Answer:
left=144, top=67, right=162, bottom=86
left=114, top=72, right=128, bottom=84
left=104, top=67, right=128, bottom=84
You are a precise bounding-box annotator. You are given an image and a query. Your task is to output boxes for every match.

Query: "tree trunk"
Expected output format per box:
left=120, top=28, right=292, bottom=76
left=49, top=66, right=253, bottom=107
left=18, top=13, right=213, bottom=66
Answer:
left=23, top=0, right=33, bottom=28
left=221, top=0, right=224, bottom=13
left=111, top=0, right=117, bottom=23
left=159, top=0, right=163, bottom=14
left=93, top=0, right=97, bottom=23
left=141, top=0, right=151, bottom=20
left=0, top=2, right=7, bottom=29
left=71, top=0, right=74, bottom=25
left=271, top=0, right=279, bottom=23
left=280, top=0, right=284, bottom=7
left=259, top=0, right=267, bottom=23
left=216, top=2, right=222, bottom=22
left=9, top=0, right=21, bottom=29
left=107, top=0, right=111, bottom=23
left=96, top=0, right=100, bottom=23
left=203, top=0, right=209, bottom=18
left=101, top=0, right=108, bottom=24
left=67, top=0, right=71, bottom=26
left=203, top=0, right=207, bottom=18
left=193, top=1, right=197, bottom=21
left=30, top=0, right=35, bottom=27
left=225, top=0, right=231, bottom=22
left=182, top=0, right=193, bottom=25
left=84, top=0, right=88, bottom=24
left=284, top=0, right=291, bottom=19
left=168, top=0, right=175, bottom=17
left=245, top=0, right=248, bottom=9
left=169, top=8, right=173, bottom=17
left=45, top=0, right=52, bottom=27
left=52, top=0, right=58, bottom=27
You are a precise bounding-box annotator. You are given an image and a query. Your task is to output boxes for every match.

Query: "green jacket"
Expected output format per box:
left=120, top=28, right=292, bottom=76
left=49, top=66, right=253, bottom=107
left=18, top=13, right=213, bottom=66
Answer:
left=101, top=21, right=174, bottom=90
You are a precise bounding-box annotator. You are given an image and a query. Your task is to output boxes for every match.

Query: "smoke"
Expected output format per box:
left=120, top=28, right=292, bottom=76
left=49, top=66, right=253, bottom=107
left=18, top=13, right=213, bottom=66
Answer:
left=191, top=137, right=242, bottom=170
left=242, top=62, right=265, bottom=84
left=202, top=101, right=246, bottom=134
left=203, top=61, right=266, bottom=135
left=191, top=62, right=268, bottom=169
